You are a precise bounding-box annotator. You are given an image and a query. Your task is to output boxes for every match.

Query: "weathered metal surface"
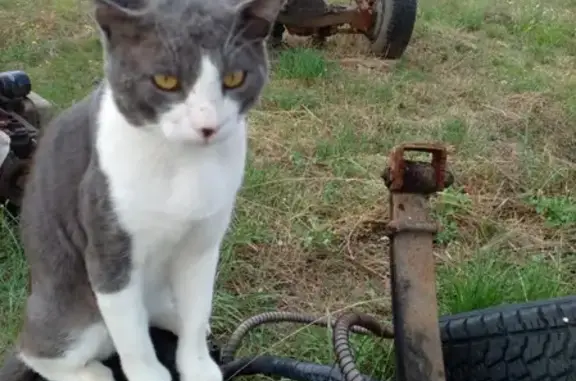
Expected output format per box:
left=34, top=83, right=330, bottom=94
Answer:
left=382, top=161, right=454, bottom=194
left=276, top=0, right=376, bottom=35
left=280, top=0, right=328, bottom=16
left=279, top=6, right=356, bottom=29
left=384, top=142, right=449, bottom=381
left=351, top=0, right=375, bottom=33
left=385, top=142, right=448, bottom=193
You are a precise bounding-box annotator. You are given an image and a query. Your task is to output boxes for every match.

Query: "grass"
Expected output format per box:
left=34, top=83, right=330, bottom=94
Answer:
left=1, top=0, right=576, bottom=378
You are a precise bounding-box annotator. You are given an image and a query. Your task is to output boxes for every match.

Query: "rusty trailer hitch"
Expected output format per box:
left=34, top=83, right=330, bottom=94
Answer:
left=382, top=143, right=454, bottom=381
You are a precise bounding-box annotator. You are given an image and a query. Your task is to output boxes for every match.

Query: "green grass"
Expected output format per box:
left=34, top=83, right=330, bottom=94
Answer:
left=274, top=47, right=334, bottom=80
left=0, top=215, right=26, bottom=353
left=1, top=0, right=576, bottom=378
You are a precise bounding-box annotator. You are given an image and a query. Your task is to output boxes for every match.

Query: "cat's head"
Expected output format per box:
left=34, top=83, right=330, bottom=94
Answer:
left=93, top=0, right=285, bottom=144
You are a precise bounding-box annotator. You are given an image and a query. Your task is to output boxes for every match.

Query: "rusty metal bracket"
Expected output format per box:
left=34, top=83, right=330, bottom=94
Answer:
left=381, top=142, right=453, bottom=381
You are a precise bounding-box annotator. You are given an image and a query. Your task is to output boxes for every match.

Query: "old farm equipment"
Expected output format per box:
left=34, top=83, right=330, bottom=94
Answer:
left=273, top=0, right=417, bottom=59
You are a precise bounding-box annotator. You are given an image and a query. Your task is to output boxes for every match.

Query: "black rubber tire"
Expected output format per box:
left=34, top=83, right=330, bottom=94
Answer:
left=369, top=0, right=417, bottom=59
left=439, top=295, right=576, bottom=381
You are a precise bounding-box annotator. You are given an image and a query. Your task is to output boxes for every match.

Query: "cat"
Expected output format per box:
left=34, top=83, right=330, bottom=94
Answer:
left=0, top=0, right=285, bottom=380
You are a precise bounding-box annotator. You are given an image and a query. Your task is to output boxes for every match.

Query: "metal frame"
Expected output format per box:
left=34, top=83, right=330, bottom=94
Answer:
left=277, top=0, right=375, bottom=38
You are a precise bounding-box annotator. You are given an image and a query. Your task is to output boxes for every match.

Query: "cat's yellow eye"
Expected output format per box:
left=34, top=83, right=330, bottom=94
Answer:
left=222, top=71, right=246, bottom=89
left=152, top=74, right=180, bottom=91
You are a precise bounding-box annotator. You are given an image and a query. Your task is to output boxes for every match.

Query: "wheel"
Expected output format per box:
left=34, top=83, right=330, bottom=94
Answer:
left=440, top=295, right=576, bottom=381
left=368, top=0, right=417, bottom=59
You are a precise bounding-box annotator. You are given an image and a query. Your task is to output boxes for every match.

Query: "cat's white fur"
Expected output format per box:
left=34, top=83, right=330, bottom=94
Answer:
left=19, top=55, right=247, bottom=381
left=0, top=130, right=11, bottom=168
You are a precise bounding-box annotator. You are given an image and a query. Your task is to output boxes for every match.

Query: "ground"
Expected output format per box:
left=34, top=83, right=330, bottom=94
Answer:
left=0, top=0, right=575, bottom=378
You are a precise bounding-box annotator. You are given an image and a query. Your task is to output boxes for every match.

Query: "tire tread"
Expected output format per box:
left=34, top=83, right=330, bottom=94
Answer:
left=439, top=296, right=576, bottom=381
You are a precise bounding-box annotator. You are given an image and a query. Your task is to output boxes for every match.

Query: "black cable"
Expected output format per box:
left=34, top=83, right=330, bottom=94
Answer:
left=222, top=355, right=381, bottom=381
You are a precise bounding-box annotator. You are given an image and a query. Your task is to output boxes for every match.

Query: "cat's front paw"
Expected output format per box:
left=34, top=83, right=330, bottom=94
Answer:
left=123, top=361, right=172, bottom=381
left=180, top=357, right=222, bottom=381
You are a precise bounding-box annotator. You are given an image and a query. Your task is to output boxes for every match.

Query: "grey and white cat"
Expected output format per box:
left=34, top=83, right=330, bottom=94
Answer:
left=0, top=0, right=284, bottom=380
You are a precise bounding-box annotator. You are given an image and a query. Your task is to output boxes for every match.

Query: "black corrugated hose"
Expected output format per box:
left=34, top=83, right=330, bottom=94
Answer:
left=220, top=311, right=394, bottom=381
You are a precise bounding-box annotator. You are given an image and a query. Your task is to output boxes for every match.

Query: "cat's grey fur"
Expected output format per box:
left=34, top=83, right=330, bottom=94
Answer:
left=0, top=0, right=284, bottom=379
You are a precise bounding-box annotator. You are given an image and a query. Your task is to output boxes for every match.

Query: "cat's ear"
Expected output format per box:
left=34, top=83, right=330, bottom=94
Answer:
left=92, top=0, right=146, bottom=42
left=235, top=0, right=287, bottom=41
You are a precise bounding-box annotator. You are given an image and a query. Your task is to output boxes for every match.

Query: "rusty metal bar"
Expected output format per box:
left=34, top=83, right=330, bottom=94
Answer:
left=279, top=7, right=357, bottom=28
left=279, top=5, right=374, bottom=33
left=382, top=143, right=453, bottom=381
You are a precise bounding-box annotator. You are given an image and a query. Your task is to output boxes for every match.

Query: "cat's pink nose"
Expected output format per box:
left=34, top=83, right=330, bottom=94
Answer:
left=200, top=128, right=216, bottom=139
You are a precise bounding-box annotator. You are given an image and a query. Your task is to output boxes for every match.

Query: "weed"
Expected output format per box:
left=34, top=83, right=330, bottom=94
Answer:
left=432, top=187, right=472, bottom=245
left=438, top=250, right=575, bottom=314
left=526, top=194, right=576, bottom=227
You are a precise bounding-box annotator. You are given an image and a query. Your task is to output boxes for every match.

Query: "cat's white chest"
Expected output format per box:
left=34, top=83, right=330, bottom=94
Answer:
left=108, top=147, right=238, bottom=234
left=95, top=88, right=246, bottom=261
